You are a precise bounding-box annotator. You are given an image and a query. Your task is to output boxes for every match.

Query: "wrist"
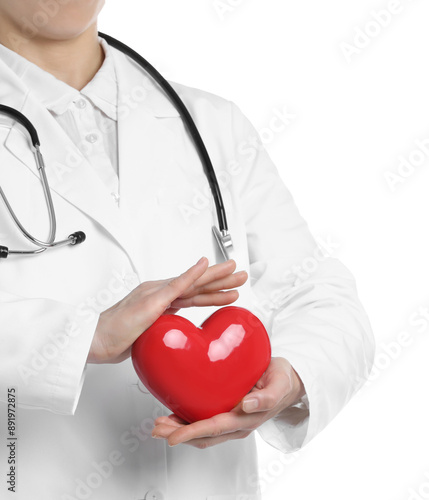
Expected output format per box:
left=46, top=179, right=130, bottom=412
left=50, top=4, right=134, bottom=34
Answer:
left=290, top=367, right=306, bottom=404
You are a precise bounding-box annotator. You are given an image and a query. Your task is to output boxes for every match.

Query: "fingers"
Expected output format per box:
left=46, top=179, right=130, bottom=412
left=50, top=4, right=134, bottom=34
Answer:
left=181, top=270, right=248, bottom=298
left=128, top=258, right=246, bottom=346
left=153, top=421, right=249, bottom=449
left=174, top=430, right=250, bottom=449
left=154, top=257, right=209, bottom=309
left=171, top=289, right=240, bottom=309
left=155, top=411, right=254, bottom=447
left=165, top=414, right=188, bottom=425
left=162, top=307, right=181, bottom=315
left=163, top=258, right=248, bottom=309
left=154, top=414, right=187, bottom=427
left=181, top=259, right=237, bottom=296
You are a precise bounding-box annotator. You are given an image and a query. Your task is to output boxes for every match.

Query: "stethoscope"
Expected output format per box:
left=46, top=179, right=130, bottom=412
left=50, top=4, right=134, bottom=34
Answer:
left=0, top=32, right=233, bottom=260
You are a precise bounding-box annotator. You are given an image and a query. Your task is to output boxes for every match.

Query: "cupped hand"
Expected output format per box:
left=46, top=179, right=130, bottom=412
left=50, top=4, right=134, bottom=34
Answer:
left=151, top=357, right=306, bottom=449
left=88, top=257, right=247, bottom=364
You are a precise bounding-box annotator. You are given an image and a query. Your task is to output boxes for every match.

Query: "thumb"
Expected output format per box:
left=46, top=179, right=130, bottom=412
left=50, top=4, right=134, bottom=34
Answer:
left=241, top=367, right=292, bottom=413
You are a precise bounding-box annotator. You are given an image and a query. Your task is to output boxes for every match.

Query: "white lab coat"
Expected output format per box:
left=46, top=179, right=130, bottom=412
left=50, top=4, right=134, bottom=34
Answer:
left=0, top=45, right=375, bottom=500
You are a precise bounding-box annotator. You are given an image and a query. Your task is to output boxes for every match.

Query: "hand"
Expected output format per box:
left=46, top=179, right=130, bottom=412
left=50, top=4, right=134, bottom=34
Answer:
left=151, top=357, right=306, bottom=449
left=88, top=257, right=248, bottom=364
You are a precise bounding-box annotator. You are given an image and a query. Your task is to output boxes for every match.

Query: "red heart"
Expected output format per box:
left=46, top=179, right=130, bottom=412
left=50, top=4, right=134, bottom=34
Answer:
left=131, top=306, right=271, bottom=423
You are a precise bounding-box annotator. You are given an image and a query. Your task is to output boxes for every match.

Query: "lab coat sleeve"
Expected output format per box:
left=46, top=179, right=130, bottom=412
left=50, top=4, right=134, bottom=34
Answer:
left=228, top=102, right=375, bottom=453
left=0, top=290, right=98, bottom=414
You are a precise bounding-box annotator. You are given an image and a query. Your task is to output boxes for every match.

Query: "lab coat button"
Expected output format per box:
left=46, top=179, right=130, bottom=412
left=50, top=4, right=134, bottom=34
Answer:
left=85, top=133, right=98, bottom=143
left=75, top=98, right=87, bottom=109
left=111, top=192, right=120, bottom=204
left=143, top=489, right=164, bottom=500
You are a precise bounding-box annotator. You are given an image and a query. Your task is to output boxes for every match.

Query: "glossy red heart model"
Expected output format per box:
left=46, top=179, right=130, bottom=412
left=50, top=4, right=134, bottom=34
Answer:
left=131, top=306, right=271, bottom=423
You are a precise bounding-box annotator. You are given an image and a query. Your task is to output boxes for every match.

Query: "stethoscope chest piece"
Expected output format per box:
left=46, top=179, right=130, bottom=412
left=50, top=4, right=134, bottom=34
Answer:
left=212, top=226, right=233, bottom=261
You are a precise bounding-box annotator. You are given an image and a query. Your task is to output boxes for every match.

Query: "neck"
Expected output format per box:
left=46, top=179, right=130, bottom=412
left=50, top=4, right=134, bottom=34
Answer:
left=0, top=24, right=104, bottom=91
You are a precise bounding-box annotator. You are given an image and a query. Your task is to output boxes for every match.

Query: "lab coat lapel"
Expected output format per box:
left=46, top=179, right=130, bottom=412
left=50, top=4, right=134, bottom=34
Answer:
left=2, top=85, right=141, bottom=268
left=111, top=47, right=184, bottom=216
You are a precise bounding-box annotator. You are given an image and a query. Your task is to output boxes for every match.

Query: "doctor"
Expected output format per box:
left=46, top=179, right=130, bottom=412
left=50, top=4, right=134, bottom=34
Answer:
left=0, top=1, right=375, bottom=499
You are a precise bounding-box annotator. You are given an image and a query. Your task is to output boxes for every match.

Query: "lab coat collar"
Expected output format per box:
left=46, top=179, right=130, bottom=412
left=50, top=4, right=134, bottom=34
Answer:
left=108, top=44, right=180, bottom=119
left=79, top=37, right=118, bottom=120
left=0, top=41, right=80, bottom=115
left=0, top=57, right=28, bottom=112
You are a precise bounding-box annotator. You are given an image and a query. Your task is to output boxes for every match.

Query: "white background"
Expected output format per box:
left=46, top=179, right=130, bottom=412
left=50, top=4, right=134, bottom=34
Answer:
left=100, top=1, right=429, bottom=499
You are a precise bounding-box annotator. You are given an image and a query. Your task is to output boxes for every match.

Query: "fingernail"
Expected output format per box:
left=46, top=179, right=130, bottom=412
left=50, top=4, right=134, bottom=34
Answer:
left=152, top=434, right=163, bottom=439
left=243, top=398, right=259, bottom=412
left=197, top=257, right=207, bottom=264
